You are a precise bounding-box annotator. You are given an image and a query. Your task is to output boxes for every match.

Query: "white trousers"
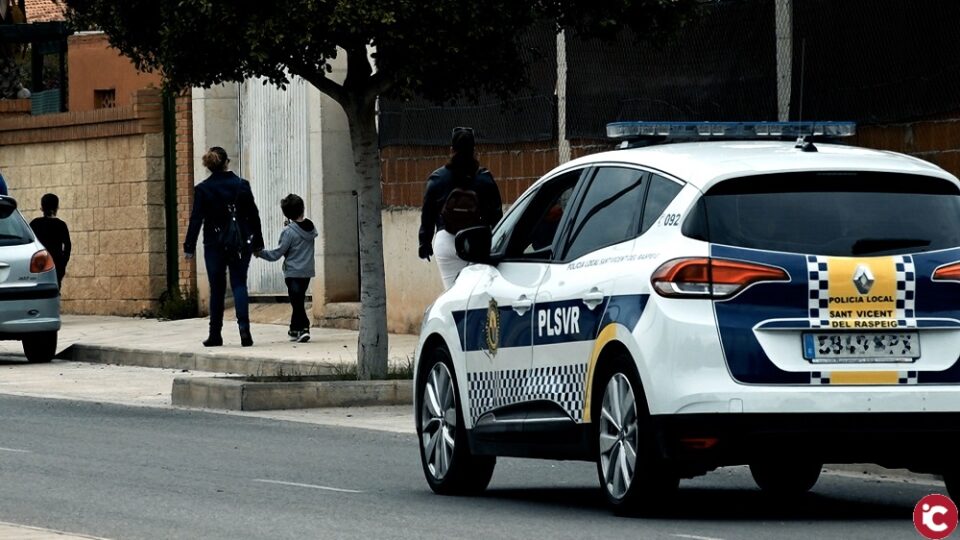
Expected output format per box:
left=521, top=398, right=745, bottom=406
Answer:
left=433, top=230, right=468, bottom=290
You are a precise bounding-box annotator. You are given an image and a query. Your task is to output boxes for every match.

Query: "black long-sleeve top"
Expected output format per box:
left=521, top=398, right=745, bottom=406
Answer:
left=30, top=216, right=71, bottom=271
left=419, top=166, right=503, bottom=249
left=183, top=171, right=264, bottom=255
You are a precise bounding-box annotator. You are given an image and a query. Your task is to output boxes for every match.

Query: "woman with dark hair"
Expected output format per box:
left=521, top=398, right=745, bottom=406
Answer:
left=418, top=127, right=503, bottom=289
left=184, top=147, right=264, bottom=347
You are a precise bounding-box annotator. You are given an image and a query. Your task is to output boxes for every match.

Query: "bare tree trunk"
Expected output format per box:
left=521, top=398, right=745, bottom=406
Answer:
left=346, top=99, right=388, bottom=380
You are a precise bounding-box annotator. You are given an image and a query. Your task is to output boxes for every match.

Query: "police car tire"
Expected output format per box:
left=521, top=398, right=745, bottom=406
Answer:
left=593, top=353, right=678, bottom=516
left=416, top=344, right=496, bottom=496
left=749, top=461, right=821, bottom=496
left=944, top=470, right=960, bottom=502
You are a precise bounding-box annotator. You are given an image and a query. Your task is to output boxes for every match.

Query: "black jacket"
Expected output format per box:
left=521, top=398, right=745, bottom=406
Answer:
left=30, top=216, right=71, bottom=271
left=419, top=166, right=503, bottom=249
left=183, top=171, right=265, bottom=254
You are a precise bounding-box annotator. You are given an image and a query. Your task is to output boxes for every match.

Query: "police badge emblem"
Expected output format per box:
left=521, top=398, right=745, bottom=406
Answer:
left=484, top=298, right=500, bottom=357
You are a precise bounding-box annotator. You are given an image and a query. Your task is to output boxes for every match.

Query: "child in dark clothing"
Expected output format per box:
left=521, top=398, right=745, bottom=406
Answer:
left=30, top=193, right=71, bottom=289
left=257, top=194, right=318, bottom=342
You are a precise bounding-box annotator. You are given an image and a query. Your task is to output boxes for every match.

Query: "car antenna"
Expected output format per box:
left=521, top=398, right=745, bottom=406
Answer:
left=794, top=39, right=817, bottom=152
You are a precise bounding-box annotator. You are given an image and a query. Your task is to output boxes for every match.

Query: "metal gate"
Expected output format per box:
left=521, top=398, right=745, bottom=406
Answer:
left=238, top=76, right=311, bottom=296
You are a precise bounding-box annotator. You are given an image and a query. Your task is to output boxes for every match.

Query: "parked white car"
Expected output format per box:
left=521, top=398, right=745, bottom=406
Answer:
left=414, top=122, right=960, bottom=514
left=0, top=196, right=61, bottom=363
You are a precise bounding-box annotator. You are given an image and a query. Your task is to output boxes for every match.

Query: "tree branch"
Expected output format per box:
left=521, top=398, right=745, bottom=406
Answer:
left=365, top=71, right=394, bottom=104
left=289, top=61, right=347, bottom=107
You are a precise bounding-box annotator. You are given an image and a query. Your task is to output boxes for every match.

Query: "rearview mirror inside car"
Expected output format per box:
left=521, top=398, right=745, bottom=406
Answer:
left=0, top=197, right=17, bottom=219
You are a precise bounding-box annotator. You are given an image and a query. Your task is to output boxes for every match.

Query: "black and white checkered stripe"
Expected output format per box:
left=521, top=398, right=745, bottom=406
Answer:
left=895, top=255, right=917, bottom=328
left=807, top=256, right=830, bottom=328
left=810, top=370, right=919, bottom=386
left=466, top=364, right=587, bottom=424
left=810, top=371, right=830, bottom=385
left=899, top=370, right=919, bottom=385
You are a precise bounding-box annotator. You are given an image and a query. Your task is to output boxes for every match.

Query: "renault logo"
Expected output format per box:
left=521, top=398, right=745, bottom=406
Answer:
left=853, top=264, right=875, bottom=295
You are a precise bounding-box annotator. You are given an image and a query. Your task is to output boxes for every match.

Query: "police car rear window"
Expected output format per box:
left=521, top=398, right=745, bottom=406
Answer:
left=683, top=172, right=960, bottom=256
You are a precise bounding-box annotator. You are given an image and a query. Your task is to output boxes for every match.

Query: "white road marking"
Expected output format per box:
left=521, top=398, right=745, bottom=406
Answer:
left=0, top=446, right=31, bottom=454
left=252, top=478, right=363, bottom=494
left=672, top=534, right=725, bottom=540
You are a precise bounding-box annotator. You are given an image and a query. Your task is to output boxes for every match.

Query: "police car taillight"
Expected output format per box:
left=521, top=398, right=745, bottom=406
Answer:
left=933, top=262, right=960, bottom=282
left=651, top=258, right=789, bottom=299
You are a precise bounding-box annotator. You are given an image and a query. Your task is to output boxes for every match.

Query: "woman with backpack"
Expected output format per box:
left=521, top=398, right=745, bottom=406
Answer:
left=418, top=127, right=503, bottom=289
left=184, top=147, right=265, bottom=347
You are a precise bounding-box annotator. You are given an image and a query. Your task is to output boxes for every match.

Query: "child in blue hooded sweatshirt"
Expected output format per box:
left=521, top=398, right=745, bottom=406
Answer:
left=257, top=194, right=319, bottom=342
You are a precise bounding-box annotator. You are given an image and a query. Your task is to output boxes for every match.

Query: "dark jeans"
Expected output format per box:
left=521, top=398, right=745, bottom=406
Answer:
left=286, top=277, right=311, bottom=332
left=205, top=249, right=252, bottom=334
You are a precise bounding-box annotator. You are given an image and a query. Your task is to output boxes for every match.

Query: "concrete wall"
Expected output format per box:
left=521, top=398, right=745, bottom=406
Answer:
left=67, top=33, right=163, bottom=112
left=0, top=89, right=167, bottom=315
left=190, top=83, right=240, bottom=313
left=382, top=208, right=443, bottom=334
left=312, top=53, right=360, bottom=309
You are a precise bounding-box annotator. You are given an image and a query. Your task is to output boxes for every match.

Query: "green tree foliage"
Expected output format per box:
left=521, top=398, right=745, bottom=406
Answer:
left=62, top=0, right=698, bottom=378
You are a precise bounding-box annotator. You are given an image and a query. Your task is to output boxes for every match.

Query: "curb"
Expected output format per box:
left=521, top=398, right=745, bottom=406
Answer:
left=171, top=376, right=413, bottom=411
left=58, top=344, right=336, bottom=376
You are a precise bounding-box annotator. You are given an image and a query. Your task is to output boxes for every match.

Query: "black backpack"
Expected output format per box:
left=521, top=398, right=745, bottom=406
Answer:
left=441, top=173, right=483, bottom=234
left=219, top=183, right=245, bottom=263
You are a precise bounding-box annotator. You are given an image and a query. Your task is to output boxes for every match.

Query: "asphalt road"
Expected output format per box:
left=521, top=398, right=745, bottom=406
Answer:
left=0, top=395, right=941, bottom=540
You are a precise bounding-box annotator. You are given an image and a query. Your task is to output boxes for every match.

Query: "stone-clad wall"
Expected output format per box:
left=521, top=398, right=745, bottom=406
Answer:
left=0, top=90, right=167, bottom=315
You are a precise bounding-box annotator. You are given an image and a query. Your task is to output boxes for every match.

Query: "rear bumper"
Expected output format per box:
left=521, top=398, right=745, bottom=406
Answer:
left=0, top=284, right=60, bottom=338
left=655, top=412, right=960, bottom=473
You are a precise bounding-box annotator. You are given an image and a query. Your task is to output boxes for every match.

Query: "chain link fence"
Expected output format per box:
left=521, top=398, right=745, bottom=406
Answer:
left=379, top=0, right=960, bottom=147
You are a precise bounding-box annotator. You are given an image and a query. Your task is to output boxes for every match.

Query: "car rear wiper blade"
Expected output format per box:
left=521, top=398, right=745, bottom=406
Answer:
left=851, top=238, right=931, bottom=256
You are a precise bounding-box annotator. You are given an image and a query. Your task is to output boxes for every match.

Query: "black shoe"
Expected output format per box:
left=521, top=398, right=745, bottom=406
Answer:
left=288, top=330, right=299, bottom=342
left=296, top=330, right=311, bottom=343
left=203, top=335, right=223, bottom=347
left=240, top=329, right=254, bottom=347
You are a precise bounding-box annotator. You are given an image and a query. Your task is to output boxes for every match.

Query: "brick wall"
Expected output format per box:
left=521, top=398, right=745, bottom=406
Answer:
left=853, top=118, right=960, bottom=180
left=175, top=92, right=195, bottom=294
left=381, top=141, right=560, bottom=207
left=0, top=89, right=167, bottom=316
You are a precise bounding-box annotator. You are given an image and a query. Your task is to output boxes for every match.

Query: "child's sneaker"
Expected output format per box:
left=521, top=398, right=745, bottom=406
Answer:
left=296, top=330, right=311, bottom=343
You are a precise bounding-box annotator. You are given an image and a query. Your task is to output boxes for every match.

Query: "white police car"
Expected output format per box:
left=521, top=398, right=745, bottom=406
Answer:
left=414, top=121, right=960, bottom=514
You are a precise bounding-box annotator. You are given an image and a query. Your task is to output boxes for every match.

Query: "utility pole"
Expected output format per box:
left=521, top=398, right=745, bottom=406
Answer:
left=775, top=0, right=793, bottom=121
left=556, top=30, right=571, bottom=164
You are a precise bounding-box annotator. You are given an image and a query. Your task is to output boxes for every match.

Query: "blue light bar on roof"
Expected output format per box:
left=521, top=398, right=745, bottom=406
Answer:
left=606, top=121, right=857, bottom=141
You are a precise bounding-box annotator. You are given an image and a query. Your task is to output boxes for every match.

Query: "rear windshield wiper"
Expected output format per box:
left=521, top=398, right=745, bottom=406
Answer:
left=851, top=238, right=931, bottom=256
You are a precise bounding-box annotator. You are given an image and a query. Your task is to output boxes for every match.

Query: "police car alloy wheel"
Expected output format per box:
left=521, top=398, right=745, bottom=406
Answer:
left=594, top=357, right=677, bottom=514
left=417, top=344, right=496, bottom=495
left=749, top=461, right=822, bottom=496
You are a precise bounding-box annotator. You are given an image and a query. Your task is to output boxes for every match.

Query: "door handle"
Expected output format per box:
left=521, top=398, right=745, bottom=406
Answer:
left=513, top=295, right=532, bottom=316
left=582, top=289, right=605, bottom=310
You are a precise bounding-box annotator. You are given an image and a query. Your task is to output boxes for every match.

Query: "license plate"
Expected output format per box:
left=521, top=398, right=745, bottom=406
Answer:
left=802, top=332, right=920, bottom=363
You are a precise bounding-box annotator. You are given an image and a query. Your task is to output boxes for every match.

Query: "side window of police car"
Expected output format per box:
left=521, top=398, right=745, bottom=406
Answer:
left=640, top=174, right=684, bottom=234
left=494, top=171, right=582, bottom=261
left=562, top=167, right=647, bottom=261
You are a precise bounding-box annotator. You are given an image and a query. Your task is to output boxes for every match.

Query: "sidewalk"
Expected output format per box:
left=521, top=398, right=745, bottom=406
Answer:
left=0, top=522, right=104, bottom=540
left=0, top=315, right=416, bottom=434
left=0, top=315, right=420, bottom=376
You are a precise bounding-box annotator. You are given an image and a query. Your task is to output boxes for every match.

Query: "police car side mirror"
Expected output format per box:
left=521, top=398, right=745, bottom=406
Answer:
left=455, top=226, right=495, bottom=265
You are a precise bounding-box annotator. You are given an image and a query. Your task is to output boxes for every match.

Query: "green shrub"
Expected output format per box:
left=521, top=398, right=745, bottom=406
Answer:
left=157, top=289, right=199, bottom=321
